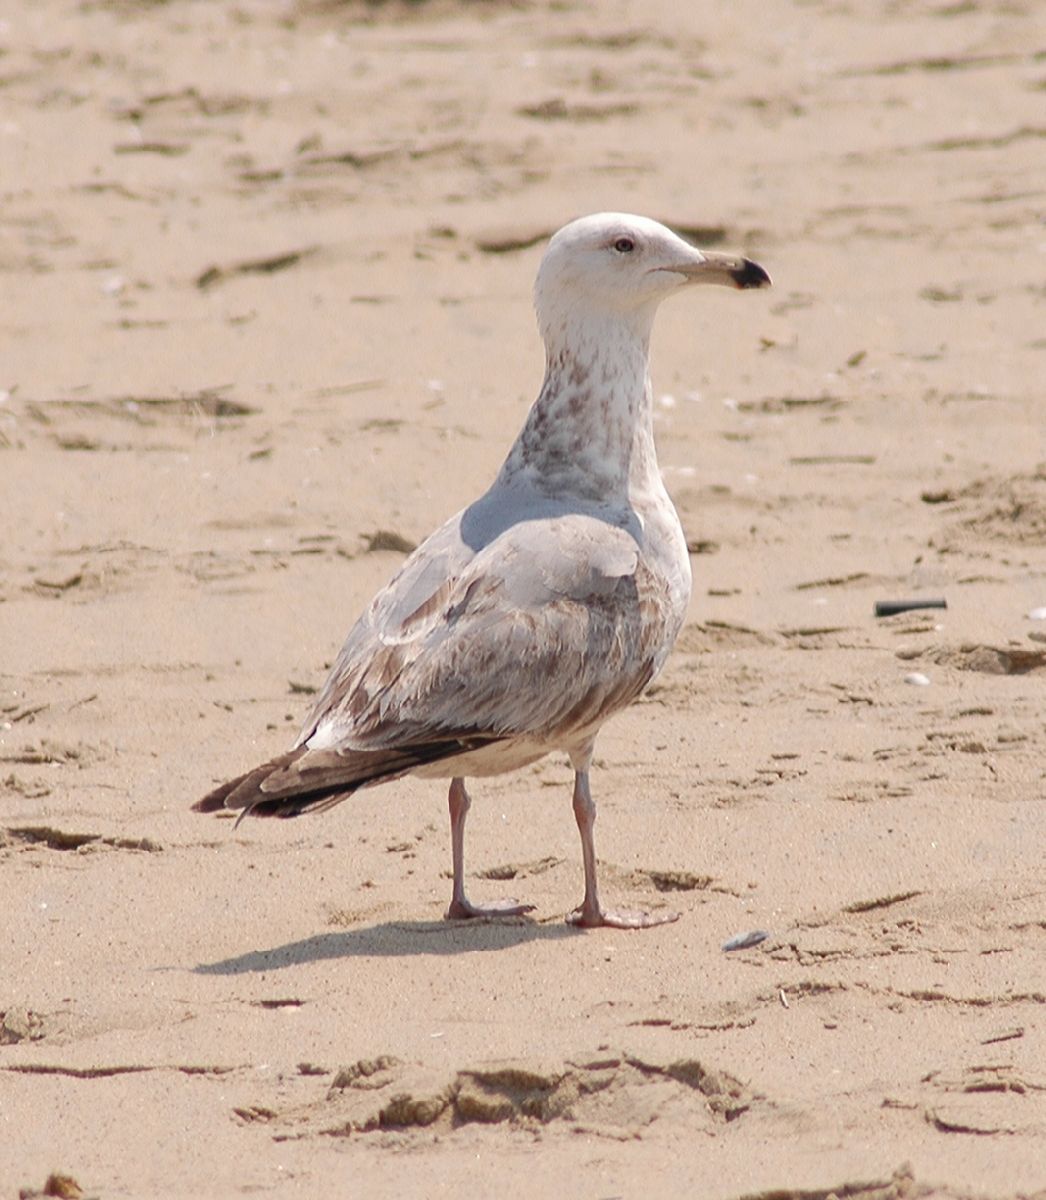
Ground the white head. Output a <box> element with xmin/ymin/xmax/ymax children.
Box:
<box><xmin>534</xmin><ymin>212</ymin><xmax>770</xmax><ymax>349</ymax></box>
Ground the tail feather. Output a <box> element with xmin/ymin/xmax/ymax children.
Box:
<box><xmin>193</xmin><ymin>737</ymin><xmax>495</xmax><ymax>821</ymax></box>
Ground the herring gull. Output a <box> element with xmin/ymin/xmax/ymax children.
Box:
<box><xmin>194</xmin><ymin>213</ymin><xmax>771</xmax><ymax>929</ymax></box>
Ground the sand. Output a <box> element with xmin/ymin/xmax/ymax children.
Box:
<box><xmin>1</xmin><ymin>1</ymin><xmax>1044</xmax><ymax>1197</ymax></box>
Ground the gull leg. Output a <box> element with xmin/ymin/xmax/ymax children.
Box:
<box><xmin>444</xmin><ymin>777</ymin><xmax>535</xmax><ymax>920</ymax></box>
<box><xmin>566</xmin><ymin>769</ymin><xmax>679</xmax><ymax>930</ymax></box>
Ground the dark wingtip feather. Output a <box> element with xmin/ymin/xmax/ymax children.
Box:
<box><xmin>192</xmin><ymin>788</ymin><xmax>232</xmax><ymax>814</ymax></box>
<box><xmin>193</xmin><ymin>748</ymin><xmax>311</xmax><ymax>817</ymax></box>
<box><xmin>192</xmin><ymin>775</ymin><xmax>246</xmax><ymax>813</ymax></box>
<box><xmin>192</xmin><ymin>738</ymin><xmax>497</xmax><ymax>822</ymax></box>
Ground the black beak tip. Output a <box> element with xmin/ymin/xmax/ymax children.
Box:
<box><xmin>732</xmin><ymin>258</ymin><xmax>772</xmax><ymax>290</ymax></box>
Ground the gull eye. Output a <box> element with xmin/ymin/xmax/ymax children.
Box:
<box><xmin>612</xmin><ymin>237</ymin><xmax>635</xmax><ymax>254</ymax></box>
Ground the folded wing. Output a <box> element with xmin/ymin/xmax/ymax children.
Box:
<box><xmin>196</xmin><ymin>504</ymin><xmax>673</xmax><ymax>820</ymax></box>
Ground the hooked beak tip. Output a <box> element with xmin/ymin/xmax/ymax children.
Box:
<box><xmin>669</xmin><ymin>250</ymin><xmax>772</xmax><ymax>291</ymax></box>
<box><xmin>731</xmin><ymin>258</ymin><xmax>772</xmax><ymax>290</ymax></box>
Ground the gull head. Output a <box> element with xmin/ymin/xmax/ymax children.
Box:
<box><xmin>534</xmin><ymin>212</ymin><xmax>771</xmax><ymax>347</ymax></box>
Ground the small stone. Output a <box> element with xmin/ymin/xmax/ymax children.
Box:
<box><xmin>722</xmin><ymin>929</ymin><xmax>770</xmax><ymax>952</ymax></box>
<box><xmin>904</xmin><ymin>672</ymin><xmax>931</xmax><ymax>687</ymax></box>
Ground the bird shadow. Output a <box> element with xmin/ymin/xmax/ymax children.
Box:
<box><xmin>194</xmin><ymin>915</ymin><xmax>580</xmax><ymax>975</ymax></box>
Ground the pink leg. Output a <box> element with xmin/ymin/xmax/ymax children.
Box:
<box><xmin>444</xmin><ymin>778</ymin><xmax>535</xmax><ymax>920</ymax></box>
<box><xmin>566</xmin><ymin>770</ymin><xmax>679</xmax><ymax>930</ymax></box>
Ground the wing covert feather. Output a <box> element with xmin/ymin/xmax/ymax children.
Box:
<box><xmin>298</xmin><ymin>507</ymin><xmax>676</xmax><ymax>754</ymax></box>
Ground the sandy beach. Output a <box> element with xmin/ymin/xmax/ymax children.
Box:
<box><xmin>1</xmin><ymin>0</ymin><xmax>1044</xmax><ymax>1196</ymax></box>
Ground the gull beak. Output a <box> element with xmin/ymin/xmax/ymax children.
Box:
<box><xmin>672</xmin><ymin>251</ymin><xmax>772</xmax><ymax>290</ymax></box>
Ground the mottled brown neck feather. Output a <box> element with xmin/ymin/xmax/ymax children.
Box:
<box><xmin>499</xmin><ymin>318</ymin><xmax>659</xmax><ymax>503</ymax></box>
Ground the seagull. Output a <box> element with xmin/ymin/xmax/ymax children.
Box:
<box><xmin>194</xmin><ymin>213</ymin><xmax>770</xmax><ymax>929</ymax></box>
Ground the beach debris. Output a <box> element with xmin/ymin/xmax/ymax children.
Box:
<box><xmin>843</xmin><ymin>890</ymin><xmax>921</xmax><ymax>913</ymax></box>
<box><xmin>722</xmin><ymin>929</ymin><xmax>770</xmax><ymax>952</ymax></box>
<box><xmin>363</xmin><ymin>529</ymin><xmax>417</xmax><ymax>554</ymax></box>
<box><xmin>979</xmin><ymin>1027</ymin><xmax>1024</xmax><ymax>1045</ymax></box>
<box><xmin>18</xmin><ymin>1174</ymin><xmax>85</xmax><ymax>1200</ymax></box>
<box><xmin>195</xmin><ymin>246</ymin><xmax>320</xmax><ymax>291</ymax></box>
<box><xmin>874</xmin><ymin>598</ymin><xmax>947</xmax><ymax>617</ymax></box>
